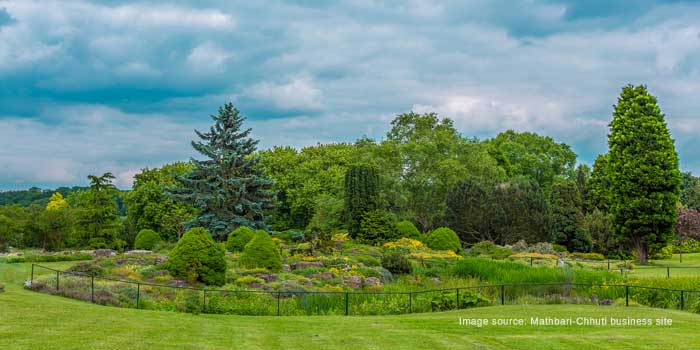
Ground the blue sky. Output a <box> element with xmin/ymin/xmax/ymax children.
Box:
<box><xmin>1</xmin><ymin>0</ymin><xmax>700</xmax><ymax>189</ymax></box>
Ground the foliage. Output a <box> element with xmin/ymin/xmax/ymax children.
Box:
<box><xmin>356</xmin><ymin>209</ymin><xmax>398</xmax><ymax>245</ymax></box>
<box><xmin>467</xmin><ymin>241</ymin><xmax>512</xmax><ymax>259</ymax></box>
<box><xmin>72</xmin><ymin>173</ymin><xmax>120</xmax><ymax>248</ymax></box>
<box><xmin>344</xmin><ymin>165</ymin><xmax>380</xmax><ymax>237</ymax></box>
<box><xmin>168</xmin><ymin>103</ymin><xmax>275</xmax><ymax>239</ymax></box>
<box><xmin>607</xmin><ymin>85</ymin><xmax>681</xmax><ymax>264</ymax></box>
<box><xmin>584</xmin><ymin>209</ymin><xmax>617</xmax><ymax>257</ymax></box>
<box><xmin>587</xmin><ymin>154</ymin><xmax>611</xmax><ymax>212</ymax></box>
<box><xmin>653</xmin><ymin>245</ymin><xmax>674</xmax><ymax>260</ymax></box>
<box><xmin>452</xmin><ymin>258</ymin><xmax>619</xmax><ymax>285</ymax></box>
<box><xmin>0</xmin><ymin>215</ymin><xmax>18</xmax><ymax>252</ymax></box>
<box><xmin>167</xmin><ymin>227</ymin><xmax>226</xmax><ymax>285</ymax></box>
<box><xmin>46</xmin><ymin>192</ymin><xmax>68</xmax><ymax>211</ymax></box>
<box><xmin>424</xmin><ymin>227</ymin><xmax>461</xmax><ymax>253</ymax></box>
<box><xmin>239</xmin><ymin>230</ymin><xmax>283</xmax><ymax>271</ymax></box>
<box><xmin>0</xmin><ymin>186</ymin><xmax>85</xmax><ymax>207</ymax></box>
<box><xmin>570</xmin><ymin>252</ymin><xmax>605</xmax><ymax>261</ymax></box>
<box><xmin>226</xmin><ymin>226</ymin><xmax>256</xmax><ymax>252</ymax></box>
<box><xmin>1</xmin><ymin>252</ymin><xmax>92</xmax><ymax>263</ymax></box>
<box><xmin>675</xmin><ymin>208</ymin><xmax>700</xmax><ymax>240</ymax></box>
<box><xmin>681</xmin><ymin>172</ymin><xmax>700</xmax><ymax>210</ymax></box>
<box><xmin>550</xmin><ymin>181</ymin><xmax>591</xmax><ymax>252</ymax></box>
<box><xmin>381</xmin><ymin>252</ymin><xmax>412</xmax><ymax>275</ymax></box>
<box><xmin>134</xmin><ymin>229</ymin><xmax>161</xmax><ymax>250</ymax></box>
<box><xmin>395</xmin><ymin>220</ymin><xmax>421</xmax><ymax>239</ymax></box>
<box><xmin>445</xmin><ymin>176</ymin><xmax>551</xmax><ymax>244</ymax></box>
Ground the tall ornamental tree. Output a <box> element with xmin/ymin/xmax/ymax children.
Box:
<box><xmin>607</xmin><ymin>85</ymin><xmax>681</xmax><ymax>264</ymax></box>
<box><xmin>345</xmin><ymin>164</ymin><xmax>379</xmax><ymax>237</ymax></box>
<box><xmin>169</xmin><ymin>103</ymin><xmax>274</xmax><ymax>240</ymax></box>
<box><xmin>73</xmin><ymin>173</ymin><xmax>120</xmax><ymax>247</ymax></box>
<box><xmin>550</xmin><ymin>181</ymin><xmax>591</xmax><ymax>252</ymax></box>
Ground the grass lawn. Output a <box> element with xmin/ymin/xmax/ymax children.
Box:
<box><xmin>3</xmin><ymin>262</ymin><xmax>700</xmax><ymax>349</ymax></box>
<box><xmin>627</xmin><ymin>253</ymin><xmax>700</xmax><ymax>278</ymax></box>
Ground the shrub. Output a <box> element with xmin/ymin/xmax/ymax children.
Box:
<box><xmin>653</xmin><ymin>245</ymin><xmax>674</xmax><ymax>260</ymax></box>
<box><xmin>676</xmin><ymin>238</ymin><xmax>700</xmax><ymax>253</ymax></box>
<box><xmin>239</xmin><ymin>230</ymin><xmax>282</xmax><ymax>271</ymax></box>
<box><xmin>167</xmin><ymin>227</ymin><xmax>226</xmax><ymax>285</ymax></box>
<box><xmin>571</xmin><ymin>252</ymin><xmax>606</xmax><ymax>261</ymax></box>
<box><xmin>226</xmin><ymin>226</ymin><xmax>256</xmax><ymax>252</ymax></box>
<box><xmin>2</xmin><ymin>252</ymin><xmax>93</xmax><ymax>264</ymax></box>
<box><xmin>357</xmin><ymin>210</ymin><xmax>399</xmax><ymax>245</ymax></box>
<box><xmin>381</xmin><ymin>252</ymin><xmax>412</xmax><ymax>275</ymax></box>
<box><xmin>66</xmin><ymin>262</ymin><xmax>105</xmax><ymax>276</ymax></box>
<box><xmin>395</xmin><ymin>220</ymin><xmax>421</xmax><ymax>239</ymax></box>
<box><xmin>552</xmin><ymin>244</ymin><xmax>569</xmax><ymax>253</ymax></box>
<box><xmin>134</xmin><ymin>229</ymin><xmax>161</xmax><ymax>250</ymax></box>
<box><xmin>424</xmin><ymin>227</ymin><xmax>462</xmax><ymax>253</ymax></box>
<box><xmin>235</xmin><ymin>275</ymin><xmax>265</xmax><ymax>286</ymax></box>
<box><xmin>467</xmin><ymin>241</ymin><xmax>512</xmax><ymax>259</ymax></box>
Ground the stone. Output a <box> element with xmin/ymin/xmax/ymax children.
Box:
<box><xmin>254</xmin><ymin>273</ymin><xmax>278</xmax><ymax>283</ymax></box>
<box><xmin>591</xmin><ymin>294</ymin><xmax>599</xmax><ymax>305</ymax></box>
<box><xmin>312</xmin><ymin>272</ymin><xmax>335</xmax><ymax>281</ymax></box>
<box><xmin>248</xmin><ymin>282</ymin><xmax>264</xmax><ymax>289</ymax></box>
<box><xmin>599</xmin><ymin>299</ymin><xmax>614</xmax><ymax>306</ymax></box>
<box><xmin>291</xmin><ymin>261</ymin><xmax>323</xmax><ymax>270</ymax></box>
<box><xmin>125</xmin><ymin>250</ymin><xmax>152</xmax><ymax>255</ymax></box>
<box><xmin>115</xmin><ymin>258</ymin><xmax>145</xmax><ymax>265</ymax></box>
<box><xmin>282</xmin><ymin>264</ymin><xmax>291</xmax><ymax>272</ymax></box>
<box><xmin>362</xmin><ymin>277</ymin><xmax>382</xmax><ymax>287</ymax></box>
<box><xmin>154</xmin><ymin>256</ymin><xmax>168</xmax><ymax>265</ymax></box>
<box><xmin>342</xmin><ymin>276</ymin><xmax>363</xmax><ymax>289</ymax></box>
<box><xmin>93</xmin><ymin>249</ymin><xmax>116</xmax><ymax>257</ymax></box>
<box><xmin>167</xmin><ymin>279</ymin><xmax>187</xmax><ymax>288</ymax></box>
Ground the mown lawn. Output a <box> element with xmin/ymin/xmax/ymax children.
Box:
<box><xmin>627</xmin><ymin>253</ymin><xmax>700</xmax><ymax>278</ymax></box>
<box><xmin>2</xmin><ymin>262</ymin><xmax>700</xmax><ymax>349</ymax></box>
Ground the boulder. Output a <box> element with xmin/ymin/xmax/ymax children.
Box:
<box><xmin>154</xmin><ymin>256</ymin><xmax>168</xmax><ymax>265</ymax></box>
<box><xmin>362</xmin><ymin>277</ymin><xmax>382</xmax><ymax>287</ymax></box>
<box><xmin>282</xmin><ymin>264</ymin><xmax>291</xmax><ymax>272</ymax></box>
<box><xmin>312</xmin><ymin>272</ymin><xmax>335</xmax><ymax>281</ymax></box>
<box><xmin>115</xmin><ymin>258</ymin><xmax>145</xmax><ymax>265</ymax></box>
<box><xmin>125</xmin><ymin>250</ymin><xmax>152</xmax><ymax>255</ymax></box>
<box><xmin>254</xmin><ymin>273</ymin><xmax>278</xmax><ymax>283</ymax></box>
<box><xmin>342</xmin><ymin>276</ymin><xmax>363</xmax><ymax>289</ymax></box>
<box><xmin>291</xmin><ymin>261</ymin><xmax>323</xmax><ymax>270</ymax></box>
<box><xmin>167</xmin><ymin>279</ymin><xmax>187</xmax><ymax>288</ymax></box>
<box><xmin>600</xmin><ymin>299</ymin><xmax>614</xmax><ymax>306</ymax></box>
<box><xmin>92</xmin><ymin>249</ymin><xmax>116</xmax><ymax>257</ymax></box>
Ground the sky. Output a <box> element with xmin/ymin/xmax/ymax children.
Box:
<box><xmin>1</xmin><ymin>0</ymin><xmax>700</xmax><ymax>190</ymax></box>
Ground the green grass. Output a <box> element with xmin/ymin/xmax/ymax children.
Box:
<box><xmin>627</xmin><ymin>253</ymin><xmax>700</xmax><ymax>278</ymax></box>
<box><xmin>3</xmin><ymin>262</ymin><xmax>700</xmax><ymax>349</ymax></box>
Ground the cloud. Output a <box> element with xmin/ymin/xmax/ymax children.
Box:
<box><xmin>244</xmin><ymin>76</ymin><xmax>324</xmax><ymax>112</ymax></box>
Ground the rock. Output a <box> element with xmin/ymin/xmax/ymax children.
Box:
<box><xmin>154</xmin><ymin>256</ymin><xmax>168</xmax><ymax>265</ymax></box>
<box><xmin>248</xmin><ymin>282</ymin><xmax>264</xmax><ymax>289</ymax></box>
<box><xmin>167</xmin><ymin>279</ymin><xmax>187</xmax><ymax>288</ymax></box>
<box><xmin>93</xmin><ymin>249</ymin><xmax>116</xmax><ymax>257</ymax></box>
<box><xmin>600</xmin><ymin>299</ymin><xmax>614</xmax><ymax>306</ymax></box>
<box><xmin>312</xmin><ymin>272</ymin><xmax>335</xmax><ymax>281</ymax></box>
<box><xmin>342</xmin><ymin>276</ymin><xmax>363</xmax><ymax>289</ymax></box>
<box><xmin>115</xmin><ymin>258</ymin><xmax>145</xmax><ymax>265</ymax></box>
<box><xmin>125</xmin><ymin>250</ymin><xmax>152</xmax><ymax>255</ymax></box>
<box><xmin>556</xmin><ymin>257</ymin><xmax>565</xmax><ymax>267</ymax></box>
<box><xmin>430</xmin><ymin>277</ymin><xmax>441</xmax><ymax>284</ymax></box>
<box><xmin>291</xmin><ymin>261</ymin><xmax>323</xmax><ymax>270</ymax></box>
<box><xmin>254</xmin><ymin>273</ymin><xmax>278</xmax><ymax>283</ymax></box>
<box><xmin>282</xmin><ymin>264</ymin><xmax>291</xmax><ymax>272</ymax></box>
<box><xmin>342</xmin><ymin>264</ymin><xmax>351</xmax><ymax>271</ymax></box>
<box><xmin>362</xmin><ymin>277</ymin><xmax>382</xmax><ymax>287</ymax></box>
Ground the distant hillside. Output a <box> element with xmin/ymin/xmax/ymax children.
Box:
<box><xmin>0</xmin><ymin>186</ymin><xmax>86</xmax><ymax>207</ymax></box>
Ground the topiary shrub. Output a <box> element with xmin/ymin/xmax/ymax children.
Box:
<box><xmin>357</xmin><ymin>210</ymin><xmax>399</xmax><ymax>245</ymax></box>
<box><xmin>395</xmin><ymin>220</ymin><xmax>421</xmax><ymax>239</ymax></box>
<box><xmin>467</xmin><ymin>241</ymin><xmax>512</xmax><ymax>259</ymax></box>
<box><xmin>424</xmin><ymin>227</ymin><xmax>462</xmax><ymax>253</ymax></box>
<box><xmin>226</xmin><ymin>226</ymin><xmax>256</xmax><ymax>252</ymax></box>
<box><xmin>167</xmin><ymin>227</ymin><xmax>226</xmax><ymax>286</ymax></box>
<box><xmin>381</xmin><ymin>252</ymin><xmax>412</xmax><ymax>275</ymax></box>
<box><xmin>239</xmin><ymin>230</ymin><xmax>282</xmax><ymax>271</ymax></box>
<box><xmin>134</xmin><ymin>229</ymin><xmax>161</xmax><ymax>250</ymax></box>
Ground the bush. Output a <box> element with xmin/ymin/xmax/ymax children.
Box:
<box><xmin>395</xmin><ymin>220</ymin><xmax>421</xmax><ymax>239</ymax></box>
<box><xmin>357</xmin><ymin>210</ymin><xmax>399</xmax><ymax>245</ymax></box>
<box><xmin>467</xmin><ymin>241</ymin><xmax>512</xmax><ymax>259</ymax></box>
<box><xmin>424</xmin><ymin>227</ymin><xmax>462</xmax><ymax>253</ymax></box>
<box><xmin>66</xmin><ymin>261</ymin><xmax>105</xmax><ymax>276</ymax></box>
<box><xmin>167</xmin><ymin>227</ymin><xmax>226</xmax><ymax>286</ymax></box>
<box><xmin>226</xmin><ymin>226</ymin><xmax>256</xmax><ymax>252</ymax></box>
<box><xmin>653</xmin><ymin>245</ymin><xmax>674</xmax><ymax>260</ymax></box>
<box><xmin>134</xmin><ymin>229</ymin><xmax>161</xmax><ymax>250</ymax></box>
<box><xmin>2</xmin><ymin>252</ymin><xmax>93</xmax><ymax>264</ymax></box>
<box><xmin>381</xmin><ymin>252</ymin><xmax>412</xmax><ymax>275</ymax></box>
<box><xmin>676</xmin><ymin>238</ymin><xmax>700</xmax><ymax>253</ymax></box>
<box><xmin>571</xmin><ymin>252</ymin><xmax>606</xmax><ymax>261</ymax></box>
<box><xmin>239</xmin><ymin>230</ymin><xmax>282</xmax><ymax>271</ymax></box>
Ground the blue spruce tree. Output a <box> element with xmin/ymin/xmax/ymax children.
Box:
<box><xmin>169</xmin><ymin>103</ymin><xmax>275</xmax><ymax>240</ymax></box>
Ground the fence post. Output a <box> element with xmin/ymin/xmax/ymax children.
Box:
<box><xmin>680</xmin><ymin>290</ymin><xmax>684</xmax><ymax>311</ymax></box>
<box><xmin>202</xmin><ymin>289</ymin><xmax>207</xmax><ymax>314</ymax></box>
<box><xmin>136</xmin><ymin>283</ymin><xmax>140</xmax><ymax>309</ymax></box>
<box><xmin>91</xmin><ymin>275</ymin><xmax>95</xmax><ymax>303</ymax></box>
<box><xmin>276</xmin><ymin>292</ymin><xmax>280</xmax><ymax>316</ymax></box>
<box><xmin>667</xmin><ymin>267</ymin><xmax>670</xmax><ymax>278</ymax></box>
<box><xmin>620</xmin><ymin>268</ymin><xmax>624</xmax><ymax>276</ymax></box>
<box><xmin>500</xmin><ymin>285</ymin><xmax>505</xmax><ymax>305</ymax></box>
<box><xmin>408</xmin><ymin>292</ymin><xmax>412</xmax><ymax>313</ymax></box>
<box><xmin>607</xmin><ymin>260</ymin><xmax>610</xmax><ymax>270</ymax></box>
<box><xmin>456</xmin><ymin>288</ymin><xmax>460</xmax><ymax>310</ymax></box>
<box><xmin>530</xmin><ymin>258</ymin><xmax>533</xmax><ymax>266</ymax></box>
<box><xmin>625</xmin><ymin>285</ymin><xmax>629</xmax><ymax>307</ymax></box>
<box><xmin>30</xmin><ymin>264</ymin><xmax>34</xmax><ymax>286</ymax></box>
<box><xmin>56</xmin><ymin>270</ymin><xmax>60</xmax><ymax>292</ymax></box>
<box><xmin>345</xmin><ymin>292</ymin><xmax>349</xmax><ymax>316</ymax></box>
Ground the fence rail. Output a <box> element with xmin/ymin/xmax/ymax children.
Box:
<box><xmin>26</xmin><ymin>264</ymin><xmax>700</xmax><ymax>316</ymax></box>
<box><xmin>505</xmin><ymin>255</ymin><xmax>700</xmax><ymax>278</ymax></box>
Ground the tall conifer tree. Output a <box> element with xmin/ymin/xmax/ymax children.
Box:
<box><xmin>169</xmin><ymin>103</ymin><xmax>274</xmax><ymax>240</ymax></box>
<box><xmin>345</xmin><ymin>165</ymin><xmax>379</xmax><ymax>237</ymax></box>
<box><xmin>607</xmin><ymin>85</ymin><xmax>681</xmax><ymax>264</ymax></box>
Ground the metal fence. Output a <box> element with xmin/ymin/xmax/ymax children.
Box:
<box><xmin>505</xmin><ymin>255</ymin><xmax>700</xmax><ymax>278</ymax></box>
<box><xmin>26</xmin><ymin>264</ymin><xmax>700</xmax><ymax>316</ymax></box>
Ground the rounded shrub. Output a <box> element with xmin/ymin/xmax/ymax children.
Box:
<box><xmin>357</xmin><ymin>210</ymin><xmax>399</xmax><ymax>245</ymax></box>
<box><xmin>226</xmin><ymin>226</ymin><xmax>256</xmax><ymax>252</ymax></box>
<box><xmin>381</xmin><ymin>252</ymin><xmax>412</xmax><ymax>275</ymax></box>
<box><xmin>424</xmin><ymin>227</ymin><xmax>462</xmax><ymax>253</ymax></box>
<box><xmin>239</xmin><ymin>230</ymin><xmax>282</xmax><ymax>271</ymax></box>
<box><xmin>168</xmin><ymin>227</ymin><xmax>226</xmax><ymax>286</ymax></box>
<box><xmin>395</xmin><ymin>220</ymin><xmax>421</xmax><ymax>239</ymax></box>
<box><xmin>134</xmin><ymin>229</ymin><xmax>161</xmax><ymax>250</ymax></box>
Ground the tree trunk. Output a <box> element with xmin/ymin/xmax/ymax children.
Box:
<box><xmin>633</xmin><ymin>239</ymin><xmax>648</xmax><ymax>265</ymax></box>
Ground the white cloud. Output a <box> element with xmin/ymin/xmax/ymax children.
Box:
<box><xmin>186</xmin><ymin>42</ymin><xmax>234</xmax><ymax>74</ymax></box>
<box><xmin>245</xmin><ymin>76</ymin><xmax>324</xmax><ymax>111</ymax></box>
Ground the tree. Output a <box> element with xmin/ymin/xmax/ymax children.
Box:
<box><xmin>345</xmin><ymin>165</ymin><xmax>380</xmax><ymax>237</ymax></box>
<box><xmin>550</xmin><ymin>181</ymin><xmax>591</xmax><ymax>252</ymax></box>
<box><xmin>680</xmin><ymin>172</ymin><xmax>700</xmax><ymax>210</ymax></box>
<box><xmin>357</xmin><ymin>209</ymin><xmax>398</xmax><ymax>245</ymax></box>
<box><xmin>46</xmin><ymin>192</ymin><xmax>68</xmax><ymax>210</ymax></box>
<box><xmin>134</xmin><ymin>229</ymin><xmax>161</xmax><ymax>250</ymax></box>
<box><xmin>125</xmin><ymin>162</ymin><xmax>196</xmax><ymax>242</ymax></box>
<box><xmin>574</xmin><ymin>164</ymin><xmax>591</xmax><ymax>214</ymax></box>
<box><xmin>168</xmin><ymin>103</ymin><xmax>275</xmax><ymax>240</ymax></box>
<box><xmin>607</xmin><ymin>85</ymin><xmax>681</xmax><ymax>264</ymax></box>
<box><xmin>587</xmin><ymin>154</ymin><xmax>611</xmax><ymax>212</ymax></box>
<box><xmin>584</xmin><ymin>209</ymin><xmax>617</xmax><ymax>258</ymax></box>
<box><xmin>73</xmin><ymin>173</ymin><xmax>120</xmax><ymax>248</ymax></box>
<box><xmin>487</xmin><ymin>130</ymin><xmax>576</xmax><ymax>194</ymax></box>
<box><xmin>385</xmin><ymin>112</ymin><xmax>503</xmax><ymax>231</ymax></box>
<box><xmin>675</xmin><ymin>208</ymin><xmax>700</xmax><ymax>241</ymax></box>
<box><xmin>0</xmin><ymin>215</ymin><xmax>19</xmax><ymax>252</ymax></box>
